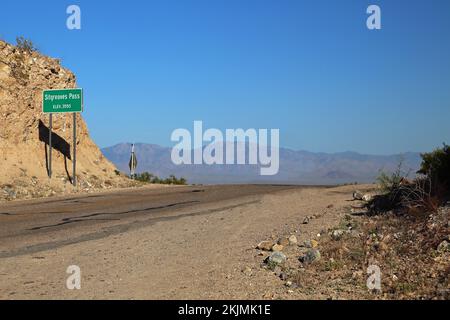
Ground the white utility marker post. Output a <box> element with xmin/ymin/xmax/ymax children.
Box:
<box><xmin>129</xmin><ymin>144</ymin><xmax>138</xmax><ymax>179</ymax></box>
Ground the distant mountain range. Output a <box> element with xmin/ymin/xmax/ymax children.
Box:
<box><xmin>101</xmin><ymin>143</ymin><xmax>422</xmax><ymax>185</ymax></box>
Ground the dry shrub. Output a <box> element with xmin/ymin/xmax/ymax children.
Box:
<box><xmin>369</xmin><ymin>175</ymin><xmax>444</xmax><ymax>215</ymax></box>
<box><xmin>369</xmin><ymin>144</ymin><xmax>449</xmax><ymax>215</ymax></box>
<box><xmin>396</xmin><ymin>178</ymin><xmax>440</xmax><ymax>214</ymax></box>
<box><xmin>16</xmin><ymin>36</ymin><xmax>36</xmax><ymax>53</ymax></box>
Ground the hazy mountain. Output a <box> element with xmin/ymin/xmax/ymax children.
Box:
<box><xmin>101</xmin><ymin>143</ymin><xmax>422</xmax><ymax>185</ymax></box>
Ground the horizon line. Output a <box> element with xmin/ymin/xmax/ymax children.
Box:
<box><xmin>100</xmin><ymin>141</ymin><xmax>425</xmax><ymax>157</ymax></box>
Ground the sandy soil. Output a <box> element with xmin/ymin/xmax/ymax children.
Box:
<box><xmin>0</xmin><ymin>184</ymin><xmax>373</xmax><ymax>300</ymax></box>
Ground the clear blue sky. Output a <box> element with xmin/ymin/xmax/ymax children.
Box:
<box><xmin>1</xmin><ymin>0</ymin><xmax>449</xmax><ymax>154</ymax></box>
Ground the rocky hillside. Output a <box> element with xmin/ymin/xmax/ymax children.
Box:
<box><xmin>0</xmin><ymin>40</ymin><xmax>135</xmax><ymax>201</ymax></box>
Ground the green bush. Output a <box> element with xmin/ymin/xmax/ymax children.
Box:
<box><xmin>134</xmin><ymin>172</ymin><xmax>187</xmax><ymax>185</ymax></box>
<box><xmin>163</xmin><ymin>174</ymin><xmax>187</xmax><ymax>185</ymax></box>
<box><xmin>417</xmin><ymin>143</ymin><xmax>450</xmax><ymax>191</ymax></box>
<box><xmin>376</xmin><ymin>160</ymin><xmax>407</xmax><ymax>194</ymax></box>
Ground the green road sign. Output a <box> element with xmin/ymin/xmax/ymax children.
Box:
<box><xmin>42</xmin><ymin>88</ymin><xmax>83</xmax><ymax>113</ymax></box>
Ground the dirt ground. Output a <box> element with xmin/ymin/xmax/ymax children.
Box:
<box><xmin>0</xmin><ymin>184</ymin><xmax>382</xmax><ymax>300</ymax></box>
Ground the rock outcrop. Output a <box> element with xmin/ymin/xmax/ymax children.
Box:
<box><xmin>0</xmin><ymin>40</ymin><xmax>135</xmax><ymax>201</ymax></box>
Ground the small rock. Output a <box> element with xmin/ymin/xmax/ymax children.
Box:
<box><xmin>257</xmin><ymin>241</ymin><xmax>274</xmax><ymax>251</ymax></box>
<box><xmin>262</xmin><ymin>293</ymin><xmax>273</xmax><ymax>299</ymax></box>
<box><xmin>303</xmin><ymin>217</ymin><xmax>310</xmax><ymax>224</ymax></box>
<box><xmin>285</xmin><ymin>281</ymin><xmax>293</xmax><ymax>287</ymax></box>
<box><xmin>330</xmin><ymin>229</ymin><xmax>346</xmax><ymax>241</ymax></box>
<box><xmin>378</xmin><ymin>241</ymin><xmax>389</xmax><ymax>253</ymax></box>
<box><xmin>268</xmin><ymin>251</ymin><xmax>287</xmax><ymax>265</ymax></box>
<box><xmin>258</xmin><ymin>252</ymin><xmax>267</xmax><ymax>257</ymax></box>
<box><xmin>273</xmin><ymin>266</ymin><xmax>282</xmax><ymax>276</ymax></box>
<box><xmin>392</xmin><ymin>275</ymin><xmax>398</xmax><ymax>282</ymax></box>
<box><xmin>242</xmin><ymin>267</ymin><xmax>252</xmax><ymax>276</ymax></box>
<box><xmin>304</xmin><ymin>239</ymin><xmax>319</xmax><ymax>249</ymax></box>
<box><xmin>300</xmin><ymin>249</ymin><xmax>321</xmax><ymax>264</ymax></box>
<box><xmin>362</xmin><ymin>194</ymin><xmax>373</xmax><ymax>202</ymax></box>
<box><xmin>437</xmin><ymin>240</ymin><xmax>450</xmax><ymax>253</ymax></box>
<box><xmin>352</xmin><ymin>270</ymin><xmax>363</xmax><ymax>279</ymax></box>
<box><xmin>277</xmin><ymin>237</ymin><xmax>290</xmax><ymax>247</ymax></box>
<box><xmin>3</xmin><ymin>187</ymin><xmax>17</xmax><ymax>200</ymax></box>
<box><xmin>288</xmin><ymin>235</ymin><xmax>298</xmax><ymax>245</ymax></box>
<box><xmin>353</xmin><ymin>191</ymin><xmax>364</xmax><ymax>200</ymax></box>
<box><xmin>272</xmin><ymin>244</ymin><xmax>284</xmax><ymax>252</ymax></box>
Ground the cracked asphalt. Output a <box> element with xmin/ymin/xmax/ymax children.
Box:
<box><xmin>0</xmin><ymin>184</ymin><xmax>298</xmax><ymax>258</ymax></box>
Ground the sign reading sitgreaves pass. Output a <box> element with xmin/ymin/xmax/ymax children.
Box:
<box><xmin>42</xmin><ymin>88</ymin><xmax>83</xmax><ymax>113</ymax></box>
<box><xmin>42</xmin><ymin>88</ymin><xmax>83</xmax><ymax>186</ymax></box>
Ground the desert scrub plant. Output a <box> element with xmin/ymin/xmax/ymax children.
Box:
<box><xmin>133</xmin><ymin>172</ymin><xmax>187</xmax><ymax>185</ymax></box>
<box><xmin>8</xmin><ymin>36</ymin><xmax>37</xmax><ymax>84</ymax></box>
<box><xmin>16</xmin><ymin>36</ymin><xmax>37</xmax><ymax>53</ymax></box>
<box><xmin>376</xmin><ymin>159</ymin><xmax>410</xmax><ymax>194</ymax></box>
<box><xmin>367</xmin><ymin>160</ymin><xmax>410</xmax><ymax>212</ymax></box>
<box><xmin>417</xmin><ymin>143</ymin><xmax>450</xmax><ymax>193</ymax></box>
<box><xmin>134</xmin><ymin>171</ymin><xmax>155</xmax><ymax>183</ymax></box>
<box><xmin>394</xmin><ymin>144</ymin><xmax>449</xmax><ymax>212</ymax></box>
<box><xmin>164</xmin><ymin>175</ymin><xmax>187</xmax><ymax>185</ymax></box>
<box><xmin>369</xmin><ymin>175</ymin><xmax>437</xmax><ymax>214</ymax></box>
<box><xmin>368</xmin><ymin>145</ymin><xmax>449</xmax><ymax>214</ymax></box>
<box><xmin>397</xmin><ymin>177</ymin><xmax>440</xmax><ymax>214</ymax></box>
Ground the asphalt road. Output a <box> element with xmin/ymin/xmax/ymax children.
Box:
<box><xmin>0</xmin><ymin>184</ymin><xmax>301</xmax><ymax>259</ymax></box>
